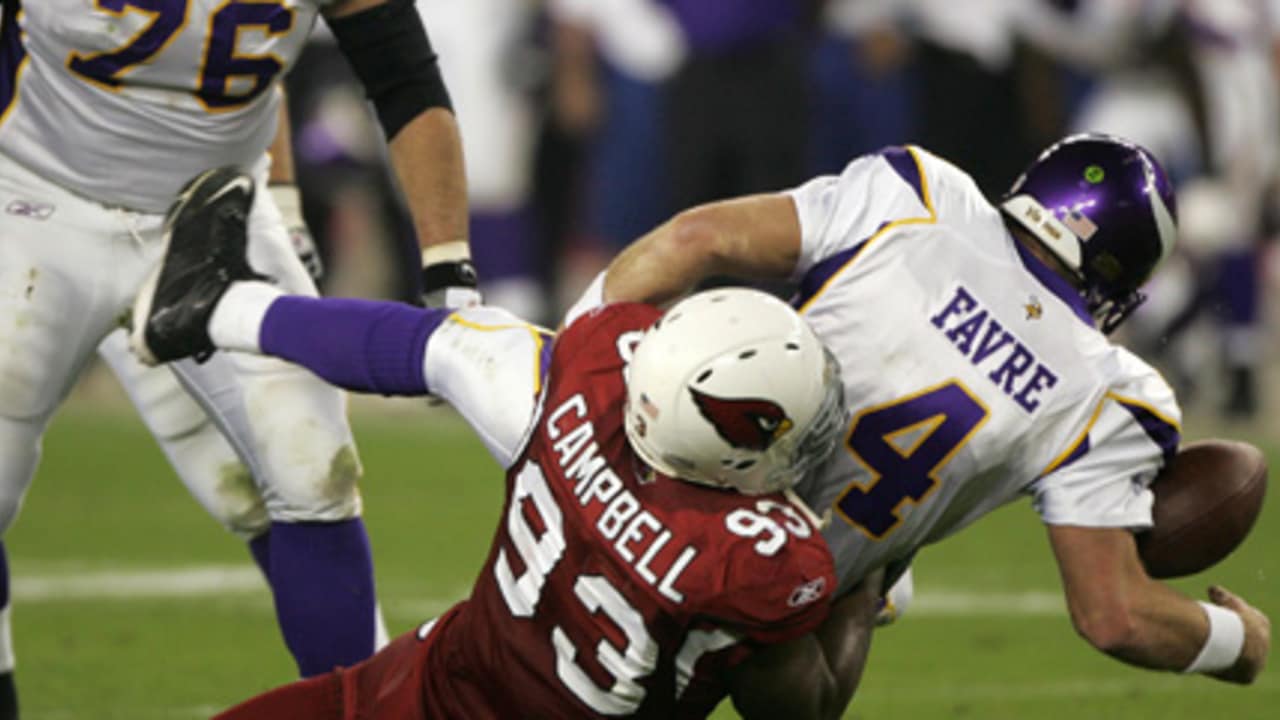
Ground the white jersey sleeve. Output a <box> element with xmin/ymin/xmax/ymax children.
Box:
<box><xmin>1031</xmin><ymin>351</ymin><xmax>1181</xmax><ymax>529</ymax></box>
<box><xmin>787</xmin><ymin>148</ymin><xmax>934</xmax><ymax>280</ymax></box>
<box><xmin>562</xmin><ymin>271</ymin><xmax>608</xmax><ymax>328</ymax></box>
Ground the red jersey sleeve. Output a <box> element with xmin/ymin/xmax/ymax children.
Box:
<box><xmin>670</xmin><ymin>501</ymin><xmax>836</xmax><ymax>718</ymax></box>
<box><xmin>683</xmin><ymin>496</ymin><xmax>837</xmax><ymax>645</ymax></box>
<box><xmin>711</xmin><ymin>531</ymin><xmax>836</xmax><ymax>644</ymax></box>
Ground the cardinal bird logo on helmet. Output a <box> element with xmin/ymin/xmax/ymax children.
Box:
<box><xmin>690</xmin><ymin>388</ymin><xmax>794</xmax><ymax>451</ymax></box>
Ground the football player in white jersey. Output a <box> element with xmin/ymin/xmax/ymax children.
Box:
<box><xmin>0</xmin><ymin>0</ymin><xmax>478</xmax><ymax>715</ymax></box>
<box><xmin>591</xmin><ymin>134</ymin><xmax>1270</xmax><ymax>686</ymax></box>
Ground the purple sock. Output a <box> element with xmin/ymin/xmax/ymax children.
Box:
<box><xmin>260</xmin><ymin>297</ymin><xmax>448</xmax><ymax>396</ymax></box>
<box><xmin>267</xmin><ymin>519</ymin><xmax>376</xmax><ymax>676</ymax></box>
<box><xmin>248</xmin><ymin>532</ymin><xmax>271</xmax><ymax>578</ymax></box>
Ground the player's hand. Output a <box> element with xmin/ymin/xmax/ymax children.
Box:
<box><xmin>1207</xmin><ymin>585</ymin><xmax>1270</xmax><ymax>684</ymax></box>
<box><xmin>269</xmin><ymin>184</ymin><xmax>324</xmax><ymax>282</ymax></box>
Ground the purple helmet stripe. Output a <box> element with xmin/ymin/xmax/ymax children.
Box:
<box><xmin>1148</xmin><ymin>175</ymin><xmax>1178</xmax><ymax>265</ymax></box>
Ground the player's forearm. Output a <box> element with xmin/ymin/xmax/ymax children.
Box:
<box><xmin>324</xmin><ymin>0</ymin><xmax>467</xmax><ymax>258</ymax></box>
<box><xmin>729</xmin><ymin>635</ymin><xmax>840</xmax><ymax>720</ymax></box>
<box><xmin>603</xmin><ymin>214</ymin><xmax>716</xmax><ymax>306</ymax></box>
<box><xmin>267</xmin><ymin>93</ymin><xmax>296</xmax><ymax>185</ymax></box>
<box><xmin>603</xmin><ymin>195</ymin><xmax>801</xmax><ymax>306</ymax></box>
<box><xmin>1079</xmin><ymin>577</ymin><xmax>1211</xmax><ymax>670</ymax></box>
<box><xmin>1050</xmin><ymin>526</ymin><xmax>1259</xmax><ymax>681</ymax></box>
<box><xmin>1081</xmin><ymin>579</ymin><xmax>1268</xmax><ymax>685</ymax></box>
<box><xmin>730</xmin><ymin>576</ymin><xmax>881</xmax><ymax>720</ymax></box>
<box><xmin>388</xmin><ymin>108</ymin><xmax>470</xmax><ymax>254</ymax></box>
<box><xmin>813</xmin><ymin>574</ymin><xmax>882</xmax><ymax>713</ymax></box>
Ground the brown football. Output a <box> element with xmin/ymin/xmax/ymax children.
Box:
<box><xmin>1136</xmin><ymin>438</ymin><xmax>1267</xmax><ymax>579</ymax></box>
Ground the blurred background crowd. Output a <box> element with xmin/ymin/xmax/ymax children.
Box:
<box><xmin>281</xmin><ymin>0</ymin><xmax>1280</xmax><ymax>421</ymax></box>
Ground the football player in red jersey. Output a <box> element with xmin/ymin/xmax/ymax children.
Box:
<box><xmin>132</xmin><ymin>168</ymin><xmax>886</xmax><ymax>718</ymax></box>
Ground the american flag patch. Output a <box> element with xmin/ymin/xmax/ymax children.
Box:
<box><xmin>1062</xmin><ymin>209</ymin><xmax>1098</xmax><ymax>240</ymax></box>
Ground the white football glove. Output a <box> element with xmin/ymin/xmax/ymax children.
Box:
<box><xmin>269</xmin><ymin>183</ymin><xmax>323</xmax><ymax>282</ymax></box>
<box><xmin>875</xmin><ymin>566</ymin><xmax>914</xmax><ymax>627</ymax></box>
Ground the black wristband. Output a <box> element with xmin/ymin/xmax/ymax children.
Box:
<box><xmin>420</xmin><ymin>259</ymin><xmax>479</xmax><ymax>293</ymax></box>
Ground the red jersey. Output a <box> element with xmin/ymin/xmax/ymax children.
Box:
<box><xmin>419</xmin><ymin>303</ymin><xmax>837</xmax><ymax>719</ymax></box>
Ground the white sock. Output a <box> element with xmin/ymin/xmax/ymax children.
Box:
<box><xmin>208</xmin><ymin>281</ymin><xmax>284</xmax><ymax>353</ymax></box>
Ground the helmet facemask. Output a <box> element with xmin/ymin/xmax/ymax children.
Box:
<box><xmin>1084</xmin><ymin>285</ymin><xmax>1146</xmax><ymax>335</ymax></box>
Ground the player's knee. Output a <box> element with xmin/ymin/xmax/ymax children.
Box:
<box><xmin>0</xmin><ymin>323</ymin><xmax>72</xmax><ymax>423</ymax></box>
<box><xmin>263</xmin><ymin>444</ymin><xmax>364</xmax><ymax>522</ymax></box>
<box><xmin>205</xmin><ymin>461</ymin><xmax>271</xmax><ymax>539</ymax></box>
<box><xmin>0</xmin><ymin>414</ymin><xmax>42</xmax><ymax>531</ymax></box>
<box><xmin>0</xmin><ymin>492</ymin><xmax>24</xmax><ymax>536</ymax></box>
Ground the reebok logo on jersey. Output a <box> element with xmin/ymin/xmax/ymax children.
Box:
<box><xmin>787</xmin><ymin>577</ymin><xmax>827</xmax><ymax>607</ymax></box>
<box><xmin>690</xmin><ymin>389</ymin><xmax>793</xmax><ymax>451</ymax></box>
<box><xmin>6</xmin><ymin>200</ymin><xmax>55</xmax><ymax>220</ymax></box>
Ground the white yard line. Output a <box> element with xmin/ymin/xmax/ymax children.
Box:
<box><xmin>13</xmin><ymin>565</ymin><xmax>266</xmax><ymax>601</ymax></box>
<box><xmin>12</xmin><ymin>565</ymin><xmax>1064</xmax><ymax>617</ymax></box>
<box><xmin>10</xmin><ymin>567</ymin><xmax>1270</xmax><ymax>719</ymax></box>
<box><xmin>910</xmin><ymin>588</ymin><xmax>1065</xmax><ymax>616</ymax></box>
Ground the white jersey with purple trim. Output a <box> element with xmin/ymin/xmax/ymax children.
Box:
<box><xmin>0</xmin><ymin>0</ymin><xmax>332</xmax><ymax>213</ymax></box>
<box><xmin>787</xmin><ymin>146</ymin><xmax>1182</xmax><ymax>592</ymax></box>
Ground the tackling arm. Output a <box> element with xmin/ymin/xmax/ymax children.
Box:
<box><xmin>727</xmin><ymin>570</ymin><xmax>883</xmax><ymax>720</ymax></box>
<box><xmin>1048</xmin><ymin>524</ymin><xmax>1270</xmax><ymax>683</ymax></box>
<box><xmin>603</xmin><ymin>194</ymin><xmax>803</xmax><ymax>306</ymax></box>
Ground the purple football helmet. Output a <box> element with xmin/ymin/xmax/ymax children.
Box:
<box><xmin>1001</xmin><ymin>133</ymin><xmax>1177</xmax><ymax>333</ymax></box>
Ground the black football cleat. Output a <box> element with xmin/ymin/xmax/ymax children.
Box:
<box><xmin>130</xmin><ymin>167</ymin><xmax>267</xmax><ymax>366</ymax></box>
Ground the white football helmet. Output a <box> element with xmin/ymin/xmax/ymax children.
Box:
<box><xmin>624</xmin><ymin>288</ymin><xmax>847</xmax><ymax>495</ymax></box>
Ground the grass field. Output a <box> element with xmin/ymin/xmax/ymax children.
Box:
<box><xmin>6</xmin><ymin>398</ymin><xmax>1277</xmax><ymax>719</ymax></box>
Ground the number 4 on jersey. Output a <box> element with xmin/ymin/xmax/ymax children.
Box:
<box><xmin>836</xmin><ymin>381</ymin><xmax>988</xmax><ymax>538</ymax></box>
